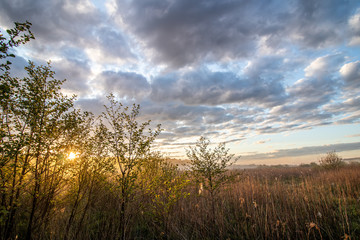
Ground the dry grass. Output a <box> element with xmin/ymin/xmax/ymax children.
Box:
<box><xmin>165</xmin><ymin>164</ymin><xmax>360</xmax><ymax>239</ymax></box>
<box><xmin>4</xmin><ymin>164</ymin><xmax>360</xmax><ymax>239</ymax></box>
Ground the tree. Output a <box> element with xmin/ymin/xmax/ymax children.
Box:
<box><xmin>102</xmin><ymin>94</ymin><xmax>161</xmax><ymax>239</ymax></box>
<box><xmin>61</xmin><ymin>116</ymin><xmax>116</xmax><ymax>240</ymax></box>
<box><xmin>319</xmin><ymin>151</ymin><xmax>344</xmax><ymax>170</ymax></box>
<box><xmin>0</xmin><ymin>61</ymin><xmax>78</xmax><ymax>240</ymax></box>
<box><xmin>186</xmin><ymin>137</ymin><xmax>239</xmax><ymax>228</ymax></box>
<box><xmin>0</xmin><ymin>21</ymin><xmax>34</xmax><ymax>72</ymax></box>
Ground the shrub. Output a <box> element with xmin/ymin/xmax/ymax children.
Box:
<box><xmin>319</xmin><ymin>151</ymin><xmax>344</xmax><ymax>170</ymax></box>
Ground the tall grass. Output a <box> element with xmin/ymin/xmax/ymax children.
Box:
<box><xmin>166</xmin><ymin>165</ymin><xmax>360</xmax><ymax>239</ymax></box>
<box><xmin>4</xmin><ymin>164</ymin><xmax>360</xmax><ymax>239</ymax></box>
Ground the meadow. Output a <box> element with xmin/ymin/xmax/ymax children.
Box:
<box><xmin>4</xmin><ymin>162</ymin><xmax>360</xmax><ymax>240</ymax></box>
<box><xmin>2</xmin><ymin>22</ymin><xmax>360</xmax><ymax>240</ymax></box>
<box><xmin>180</xmin><ymin>164</ymin><xmax>360</xmax><ymax>240</ymax></box>
<box><xmin>138</xmin><ymin>163</ymin><xmax>360</xmax><ymax>240</ymax></box>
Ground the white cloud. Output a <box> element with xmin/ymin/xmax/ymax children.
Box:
<box><xmin>348</xmin><ymin>9</ymin><xmax>360</xmax><ymax>46</ymax></box>
<box><xmin>349</xmin><ymin>36</ymin><xmax>360</xmax><ymax>46</ymax></box>
<box><xmin>349</xmin><ymin>10</ymin><xmax>360</xmax><ymax>32</ymax></box>
<box><xmin>340</xmin><ymin>61</ymin><xmax>360</xmax><ymax>89</ymax></box>
<box><xmin>105</xmin><ymin>0</ymin><xmax>118</xmax><ymax>16</ymax></box>
<box><xmin>64</xmin><ymin>0</ymin><xmax>96</xmax><ymax>14</ymax></box>
<box><xmin>305</xmin><ymin>54</ymin><xmax>344</xmax><ymax>78</ymax></box>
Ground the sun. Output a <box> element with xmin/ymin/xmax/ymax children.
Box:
<box><xmin>68</xmin><ymin>152</ymin><xmax>77</xmax><ymax>160</ymax></box>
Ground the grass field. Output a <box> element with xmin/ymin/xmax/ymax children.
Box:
<box><xmin>154</xmin><ymin>164</ymin><xmax>360</xmax><ymax>240</ymax></box>
<box><xmin>2</xmin><ymin>161</ymin><xmax>360</xmax><ymax>239</ymax></box>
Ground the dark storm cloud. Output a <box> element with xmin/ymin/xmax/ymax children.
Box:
<box><xmin>150</xmin><ymin>67</ymin><xmax>286</xmax><ymax>107</ymax></box>
<box><xmin>117</xmin><ymin>0</ymin><xmax>358</xmax><ymax>68</ymax></box>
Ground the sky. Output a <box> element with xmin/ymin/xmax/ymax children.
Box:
<box><xmin>1</xmin><ymin>0</ymin><xmax>360</xmax><ymax>165</ymax></box>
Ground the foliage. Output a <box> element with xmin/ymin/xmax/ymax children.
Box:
<box><xmin>102</xmin><ymin>93</ymin><xmax>162</xmax><ymax>239</ymax></box>
<box><xmin>186</xmin><ymin>136</ymin><xmax>239</xmax><ymax>233</ymax></box>
<box><xmin>0</xmin><ymin>61</ymin><xmax>79</xmax><ymax>239</ymax></box>
<box><xmin>139</xmin><ymin>154</ymin><xmax>190</xmax><ymax>237</ymax></box>
<box><xmin>319</xmin><ymin>150</ymin><xmax>344</xmax><ymax>170</ymax></box>
<box><xmin>0</xmin><ymin>21</ymin><xmax>34</xmax><ymax>71</ymax></box>
<box><xmin>1</xmin><ymin>21</ymin><xmax>359</xmax><ymax>240</ymax></box>
<box><xmin>187</xmin><ymin>136</ymin><xmax>239</xmax><ymax>196</ymax></box>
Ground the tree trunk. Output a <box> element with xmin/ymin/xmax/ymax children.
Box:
<box><xmin>26</xmin><ymin>182</ymin><xmax>40</xmax><ymax>240</ymax></box>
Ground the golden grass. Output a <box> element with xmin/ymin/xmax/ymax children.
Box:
<box><xmin>7</xmin><ymin>164</ymin><xmax>360</xmax><ymax>239</ymax></box>
<box><xmin>164</xmin><ymin>165</ymin><xmax>360</xmax><ymax>239</ymax></box>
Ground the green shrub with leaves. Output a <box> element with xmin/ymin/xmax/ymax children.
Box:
<box><xmin>187</xmin><ymin>136</ymin><xmax>239</xmax><ymax>230</ymax></box>
<box><xmin>139</xmin><ymin>154</ymin><xmax>190</xmax><ymax>238</ymax></box>
<box><xmin>187</xmin><ymin>137</ymin><xmax>239</xmax><ymax>195</ymax></box>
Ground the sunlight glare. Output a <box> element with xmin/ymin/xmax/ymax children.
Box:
<box><xmin>68</xmin><ymin>152</ymin><xmax>77</xmax><ymax>160</ymax></box>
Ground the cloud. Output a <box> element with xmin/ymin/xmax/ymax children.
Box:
<box><xmin>287</xmin><ymin>77</ymin><xmax>336</xmax><ymax>107</ymax></box>
<box><xmin>336</xmin><ymin>113</ymin><xmax>360</xmax><ymax>125</ymax></box>
<box><xmin>159</xmin><ymin>137</ymin><xmax>244</xmax><ymax>148</ymax></box>
<box><xmin>0</xmin><ymin>0</ymin><xmax>101</xmax><ymax>45</ymax></box>
<box><xmin>145</xmin><ymin>52</ymin><xmax>353</xmax><ymax>138</ymax></box>
<box><xmin>141</xmin><ymin>102</ymin><xmax>219</xmax><ymax>126</ymax></box>
<box><xmin>346</xmin><ymin>133</ymin><xmax>360</xmax><ymax>138</ymax></box>
<box><xmin>256</xmin><ymin>139</ymin><xmax>271</xmax><ymax>144</ymax></box>
<box><xmin>0</xmin><ymin>0</ymin><xmax>134</xmax><ymax>66</ymax></box>
<box><xmin>116</xmin><ymin>0</ymin><xmax>261</xmax><ymax>68</ymax></box>
<box><xmin>340</xmin><ymin>61</ymin><xmax>360</xmax><ymax>89</ymax></box>
<box><xmin>114</xmin><ymin>0</ymin><xmax>358</xmax><ymax>69</ymax></box>
<box><xmin>242</xmin><ymin>142</ymin><xmax>360</xmax><ymax>160</ymax></box>
<box><xmin>348</xmin><ymin>9</ymin><xmax>360</xmax><ymax>46</ymax></box>
<box><xmin>1</xmin><ymin>0</ymin><xmax>359</xmax><ymax>160</ymax></box>
<box><xmin>305</xmin><ymin>54</ymin><xmax>344</xmax><ymax>78</ymax></box>
<box><xmin>287</xmin><ymin>0</ymin><xmax>354</xmax><ymax>48</ymax></box>
<box><xmin>91</xmin><ymin>26</ymin><xmax>136</xmax><ymax>62</ymax></box>
<box><xmin>138</xmin><ymin>101</ymin><xmax>252</xmax><ymax>141</ymax></box>
<box><xmin>74</xmin><ymin>97</ymin><xmax>107</xmax><ymax>116</ymax></box>
<box><xmin>270</xmin><ymin>54</ymin><xmax>346</xmax><ymax>125</ymax></box>
<box><xmin>53</xmin><ymin>58</ymin><xmax>92</xmax><ymax>97</ymax></box>
<box><xmin>99</xmin><ymin>71</ymin><xmax>151</xmax><ymax>100</ymax></box>
<box><xmin>150</xmin><ymin>66</ymin><xmax>286</xmax><ymax>107</ymax></box>
<box><xmin>322</xmin><ymin>96</ymin><xmax>360</xmax><ymax>121</ymax></box>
